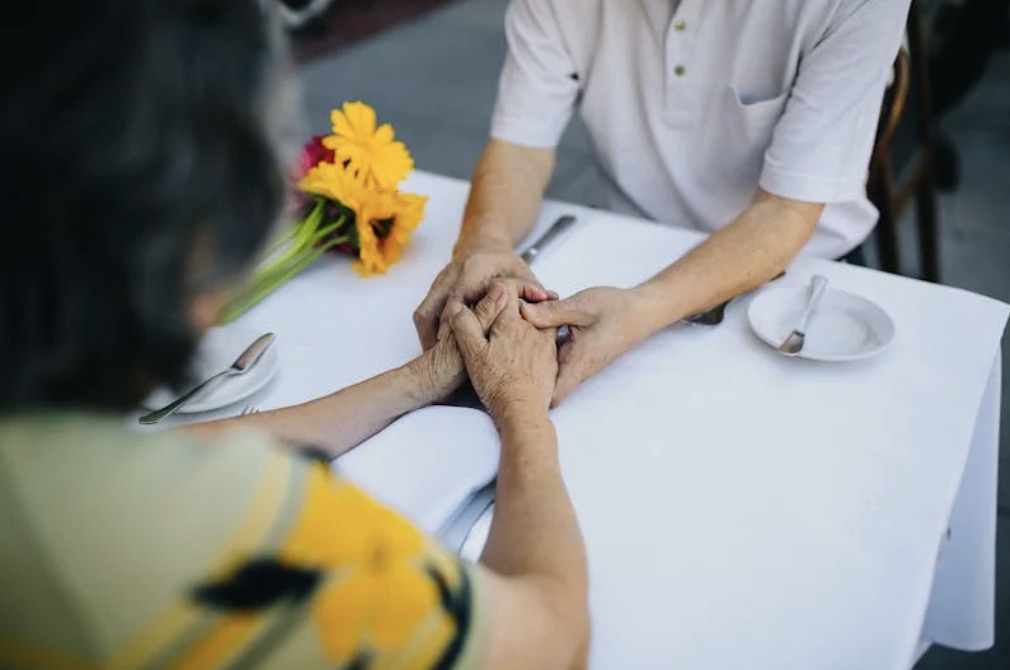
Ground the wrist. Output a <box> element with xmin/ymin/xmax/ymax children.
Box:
<box><xmin>491</xmin><ymin>397</ymin><xmax>551</xmax><ymax>428</ymax></box>
<box><xmin>495</xmin><ymin>405</ymin><xmax>557</xmax><ymax>454</ymax></box>
<box><xmin>453</xmin><ymin>223</ymin><xmax>514</xmax><ymax>259</ymax></box>
<box><xmin>630</xmin><ymin>279</ymin><xmax>690</xmax><ymax>336</ymax></box>
<box><xmin>399</xmin><ymin>356</ymin><xmax>444</xmax><ymax>408</ymax></box>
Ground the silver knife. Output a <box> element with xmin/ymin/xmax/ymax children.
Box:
<box><xmin>520</xmin><ymin>215</ymin><xmax>576</xmax><ymax>263</ymax></box>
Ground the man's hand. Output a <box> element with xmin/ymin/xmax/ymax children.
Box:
<box><xmin>413</xmin><ymin>247</ymin><xmax>555</xmax><ymax>350</ymax></box>
<box><xmin>520</xmin><ymin>286</ymin><xmax>646</xmax><ymax>407</ymax></box>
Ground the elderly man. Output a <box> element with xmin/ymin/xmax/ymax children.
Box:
<box><xmin>415</xmin><ymin>0</ymin><xmax>913</xmax><ymax>404</ymax></box>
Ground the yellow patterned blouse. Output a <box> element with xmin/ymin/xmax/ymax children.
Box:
<box><xmin>0</xmin><ymin>414</ymin><xmax>487</xmax><ymax>670</ymax></box>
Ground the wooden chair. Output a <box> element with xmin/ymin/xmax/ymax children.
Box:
<box><xmin>868</xmin><ymin>1</ymin><xmax>941</xmax><ymax>282</ymax></box>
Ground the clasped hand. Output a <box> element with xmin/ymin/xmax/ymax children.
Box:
<box><xmin>411</xmin><ymin>281</ymin><xmax>558</xmax><ymax>418</ymax></box>
<box><xmin>413</xmin><ymin>249</ymin><xmax>647</xmax><ymax>409</ymax></box>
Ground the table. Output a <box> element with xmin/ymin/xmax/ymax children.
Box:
<box><xmin>155</xmin><ymin>171</ymin><xmax>1007</xmax><ymax>669</ymax></box>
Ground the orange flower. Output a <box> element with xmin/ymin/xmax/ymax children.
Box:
<box><xmin>324</xmin><ymin>101</ymin><xmax>413</xmax><ymax>191</ymax></box>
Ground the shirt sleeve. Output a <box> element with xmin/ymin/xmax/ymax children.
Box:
<box><xmin>759</xmin><ymin>0</ymin><xmax>913</xmax><ymax>203</ymax></box>
<box><xmin>490</xmin><ymin>0</ymin><xmax>580</xmax><ymax>148</ymax></box>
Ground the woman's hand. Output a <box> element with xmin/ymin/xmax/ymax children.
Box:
<box><xmin>406</xmin><ymin>281</ymin><xmax>510</xmax><ymax>404</ymax></box>
<box><xmin>449</xmin><ymin>280</ymin><xmax>558</xmax><ymax>420</ymax></box>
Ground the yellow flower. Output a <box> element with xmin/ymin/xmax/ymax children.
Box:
<box><xmin>297</xmin><ymin>160</ymin><xmax>363</xmax><ymax>205</ymax></box>
<box><xmin>324</xmin><ymin>101</ymin><xmax>414</xmax><ymax>191</ymax></box>
<box><xmin>379</xmin><ymin>192</ymin><xmax>427</xmax><ymax>268</ymax></box>
<box><xmin>296</xmin><ymin>158</ymin><xmax>427</xmax><ymax>277</ymax></box>
<box><xmin>351</xmin><ymin>190</ymin><xmax>427</xmax><ymax>277</ymax></box>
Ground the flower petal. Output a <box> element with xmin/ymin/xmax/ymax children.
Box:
<box><xmin>374</xmin><ymin>123</ymin><xmax>395</xmax><ymax>144</ymax></box>
<box><xmin>342</xmin><ymin>101</ymin><xmax>377</xmax><ymax>136</ymax></box>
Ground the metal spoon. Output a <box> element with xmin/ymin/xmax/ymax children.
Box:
<box><xmin>777</xmin><ymin>276</ymin><xmax>828</xmax><ymax>356</ymax></box>
<box><xmin>138</xmin><ymin>333</ymin><xmax>275</xmax><ymax>424</ymax></box>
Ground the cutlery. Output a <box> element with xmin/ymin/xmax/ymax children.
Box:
<box><xmin>520</xmin><ymin>215</ymin><xmax>576</xmax><ymax>263</ymax></box>
<box><xmin>684</xmin><ymin>271</ymin><xmax>788</xmax><ymax>326</ymax></box>
<box><xmin>685</xmin><ymin>302</ymin><xmax>730</xmax><ymax>326</ymax></box>
<box><xmin>777</xmin><ymin>275</ymin><xmax>829</xmax><ymax>356</ymax></box>
<box><xmin>440</xmin><ymin>480</ymin><xmax>498</xmax><ymax>552</ymax></box>
<box><xmin>138</xmin><ymin>333</ymin><xmax>276</xmax><ymax>424</ymax></box>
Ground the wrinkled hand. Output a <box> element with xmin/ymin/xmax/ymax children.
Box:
<box><xmin>414</xmin><ymin>247</ymin><xmax>556</xmax><ymax>350</ymax></box>
<box><xmin>407</xmin><ymin>283</ymin><xmax>510</xmax><ymax>403</ymax></box>
<box><xmin>449</xmin><ymin>281</ymin><xmax>558</xmax><ymax>418</ymax></box>
<box><xmin>520</xmin><ymin>286</ymin><xmax>644</xmax><ymax>407</ymax></box>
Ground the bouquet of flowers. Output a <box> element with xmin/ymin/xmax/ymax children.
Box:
<box><xmin>220</xmin><ymin>101</ymin><xmax>427</xmax><ymax>323</ymax></box>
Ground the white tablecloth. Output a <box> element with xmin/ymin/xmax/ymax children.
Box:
<box><xmin>149</xmin><ymin>171</ymin><xmax>1007</xmax><ymax>669</ymax></box>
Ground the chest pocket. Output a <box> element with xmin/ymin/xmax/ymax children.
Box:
<box><xmin>691</xmin><ymin>84</ymin><xmax>789</xmax><ymax>200</ymax></box>
<box><xmin>723</xmin><ymin>84</ymin><xmax>789</xmax><ymax>144</ymax></box>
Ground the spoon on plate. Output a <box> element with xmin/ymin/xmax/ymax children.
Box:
<box><xmin>777</xmin><ymin>276</ymin><xmax>828</xmax><ymax>356</ymax></box>
<box><xmin>138</xmin><ymin>333</ymin><xmax>275</xmax><ymax>424</ymax></box>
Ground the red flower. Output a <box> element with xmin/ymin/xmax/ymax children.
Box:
<box><xmin>297</xmin><ymin>136</ymin><xmax>336</xmax><ymax>179</ymax></box>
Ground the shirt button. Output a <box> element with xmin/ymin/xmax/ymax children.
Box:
<box><xmin>674</xmin><ymin>65</ymin><xmax>686</xmax><ymax>76</ymax></box>
<box><xmin>674</xmin><ymin>20</ymin><xmax>687</xmax><ymax>31</ymax></box>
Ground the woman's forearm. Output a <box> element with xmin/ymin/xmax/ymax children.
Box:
<box><xmin>184</xmin><ymin>362</ymin><xmax>433</xmax><ymax>457</ymax></box>
<box><xmin>480</xmin><ymin>407</ymin><xmax>588</xmax><ymax>624</ymax></box>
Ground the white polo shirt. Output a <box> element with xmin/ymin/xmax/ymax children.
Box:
<box><xmin>490</xmin><ymin>0</ymin><xmax>912</xmax><ymax>259</ymax></box>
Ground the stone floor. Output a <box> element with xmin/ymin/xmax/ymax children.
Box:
<box><xmin>298</xmin><ymin>0</ymin><xmax>1010</xmax><ymax>666</ymax></box>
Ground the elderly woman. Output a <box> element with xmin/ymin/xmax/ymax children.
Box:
<box><xmin>0</xmin><ymin>1</ymin><xmax>588</xmax><ymax>669</ymax></box>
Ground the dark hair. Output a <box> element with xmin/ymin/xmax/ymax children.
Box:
<box><xmin>0</xmin><ymin>0</ymin><xmax>288</xmax><ymax>410</ymax></box>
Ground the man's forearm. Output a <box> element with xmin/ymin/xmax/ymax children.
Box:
<box><xmin>633</xmin><ymin>189</ymin><xmax>823</xmax><ymax>337</ymax></box>
<box><xmin>454</xmin><ymin>139</ymin><xmax>556</xmax><ymax>255</ymax></box>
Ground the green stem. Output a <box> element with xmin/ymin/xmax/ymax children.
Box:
<box><xmin>258</xmin><ymin>202</ymin><xmax>326</xmax><ymax>276</ymax></box>
<box><xmin>244</xmin><ymin>208</ymin><xmax>336</xmax><ymax>289</ymax></box>
<box><xmin>260</xmin><ymin>224</ymin><xmax>300</xmax><ymax>264</ymax></box>
<box><xmin>219</xmin><ymin>232</ymin><xmax>351</xmax><ymax>323</ymax></box>
<box><xmin>218</xmin><ymin>203</ymin><xmax>350</xmax><ymax>324</ymax></box>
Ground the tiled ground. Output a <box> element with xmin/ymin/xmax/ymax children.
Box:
<box><xmin>298</xmin><ymin>1</ymin><xmax>1010</xmax><ymax>667</ymax></box>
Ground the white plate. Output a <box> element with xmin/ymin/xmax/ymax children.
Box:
<box><xmin>141</xmin><ymin>326</ymin><xmax>280</xmax><ymax>413</ymax></box>
<box><xmin>748</xmin><ymin>285</ymin><xmax>895</xmax><ymax>362</ymax></box>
